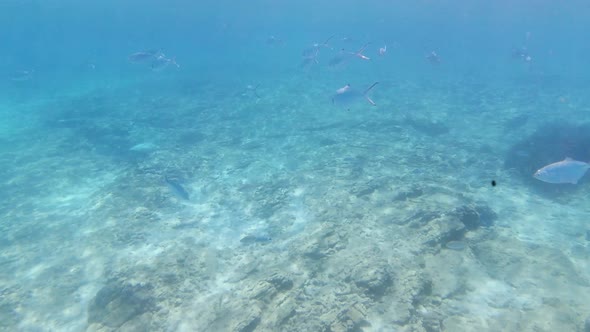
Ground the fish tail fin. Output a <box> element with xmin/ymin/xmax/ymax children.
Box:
<box><xmin>357</xmin><ymin>43</ymin><xmax>370</xmax><ymax>54</ymax></box>
<box><xmin>363</xmin><ymin>82</ymin><xmax>379</xmax><ymax>95</ymax></box>
<box><xmin>323</xmin><ymin>35</ymin><xmax>335</xmax><ymax>48</ymax></box>
<box><xmin>363</xmin><ymin>82</ymin><xmax>379</xmax><ymax>106</ymax></box>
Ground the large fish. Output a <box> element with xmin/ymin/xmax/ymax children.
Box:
<box><xmin>331</xmin><ymin>82</ymin><xmax>379</xmax><ymax>110</ymax></box>
<box><xmin>533</xmin><ymin>157</ymin><xmax>590</xmax><ymax>184</ymax></box>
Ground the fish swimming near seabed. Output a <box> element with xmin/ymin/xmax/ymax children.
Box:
<box><xmin>533</xmin><ymin>157</ymin><xmax>590</xmax><ymax>184</ymax></box>
<box><xmin>130</xmin><ymin>142</ymin><xmax>158</xmax><ymax>152</ymax></box>
<box><xmin>165</xmin><ymin>176</ymin><xmax>190</xmax><ymax>200</ymax></box>
<box><xmin>240</xmin><ymin>234</ymin><xmax>272</xmax><ymax>245</ymax></box>
<box><xmin>331</xmin><ymin>82</ymin><xmax>379</xmax><ymax>110</ymax></box>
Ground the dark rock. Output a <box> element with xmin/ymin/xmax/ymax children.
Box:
<box><xmin>351</xmin><ymin>265</ymin><xmax>394</xmax><ymax>299</ymax></box>
<box><xmin>445</xmin><ymin>240</ymin><xmax>466</xmax><ymax>251</ymax></box>
<box><xmin>318</xmin><ymin>138</ymin><xmax>338</xmax><ymax>146</ymax></box>
<box><xmin>542</xmin><ymin>297</ymin><xmax>560</xmax><ymax>307</ymax></box>
<box><xmin>404</xmin><ymin>211</ymin><xmax>441</xmax><ymax>227</ymax></box>
<box><xmin>177</xmin><ymin>130</ymin><xmax>205</xmax><ymax>145</ymax></box>
<box><xmin>503</xmin><ymin>114</ymin><xmax>529</xmax><ymax>131</ymax></box>
<box><xmin>405</xmin><ymin>116</ymin><xmax>449</xmax><ymax>136</ymax></box>
<box><xmin>474</xmin><ymin>204</ymin><xmax>497</xmax><ymax>227</ymax></box>
<box><xmin>451</xmin><ymin>204</ymin><xmax>496</xmax><ymax>230</ymax></box>
<box><xmin>234</xmin><ymin>310</ymin><xmax>261</xmax><ymax>332</ymax></box>
<box><xmin>330</xmin><ymin>303</ymin><xmax>370</xmax><ymax>332</ymax></box>
<box><xmin>302</xmin><ymin>230</ymin><xmax>345</xmax><ymax>259</ymax></box>
<box><xmin>394</xmin><ymin>186</ymin><xmax>424</xmax><ymax>201</ymax></box>
<box><xmin>267</xmin><ymin>274</ymin><xmax>293</xmax><ymax>292</ymax></box>
<box><xmin>88</xmin><ymin>281</ymin><xmax>155</xmax><ymax>328</ymax></box>
<box><xmin>351</xmin><ymin>179</ymin><xmax>384</xmax><ymax>197</ymax></box>
<box><xmin>239</xmin><ymin>317</ymin><xmax>260</xmax><ymax>332</ymax></box>
<box><xmin>422</xmin><ymin>316</ymin><xmax>442</xmax><ymax>332</ymax></box>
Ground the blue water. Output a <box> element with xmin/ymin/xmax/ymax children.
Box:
<box><xmin>2</xmin><ymin>1</ymin><xmax>590</xmax><ymax>331</ymax></box>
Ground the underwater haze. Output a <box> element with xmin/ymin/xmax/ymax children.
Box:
<box><xmin>2</xmin><ymin>0</ymin><xmax>590</xmax><ymax>331</ymax></box>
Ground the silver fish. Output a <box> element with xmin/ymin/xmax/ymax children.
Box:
<box><xmin>151</xmin><ymin>54</ymin><xmax>179</xmax><ymax>71</ymax></box>
<box><xmin>533</xmin><ymin>157</ymin><xmax>590</xmax><ymax>184</ymax></box>
<box><xmin>302</xmin><ymin>35</ymin><xmax>334</xmax><ymax>57</ymax></box>
<box><xmin>10</xmin><ymin>70</ymin><xmax>34</xmax><ymax>81</ymax></box>
<box><xmin>331</xmin><ymin>82</ymin><xmax>379</xmax><ymax>110</ymax></box>
<box><xmin>128</xmin><ymin>49</ymin><xmax>161</xmax><ymax>63</ymax></box>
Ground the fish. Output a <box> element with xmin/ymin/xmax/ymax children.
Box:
<box><xmin>151</xmin><ymin>54</ymin><xmax>180</xmax><ymax>71</ymax></box>
<box><xmin>445</xmin><ymin>241</ymin><xmax>466</xmax><ymax>251</ymax></box>
<box><xmin>165</xmin><ymin>176</ymin><xmax>190</xmax><ymax>200</ymax></box>
<box><xmin>349</xmin><ymin>43</ymin><xmax>371</xmax><ymax>60</ymax></box>
<box><xmin>300</xmin><ymin>47</ymin><xmax>319</xmax><ymax>68</ymax></box>
<box><xmin>300</xmin><ymin>54</ymin><xmax>319</xmax><ymax>68</ymax></box>
<box><xmin>426</xmin><ymin>51</ymin><xmax>441</xmax><ymax>64</ymax></box>
<box><xmin>302</xmin><ymin>35</ymin><xmax>334</xmax><ymax>57</ymax></box>
<box><xmin>240</xmin><ymin>234</ymin><xmax>272</xmax><ymax>245</ymax></box>
<box><xmin>331</xmin><ymin>82</ymin><xmax>379</xmax><ymax>110</ymax></box>
<box><xmin>533</xmin><ymin>157</ymin><xmax>590</xmax><ymax>184</ymax></box>
<box><xmin>10</xmin><ymin>70</ymin><xmax>34</xmax><ymax>81</ymax></box>
<box><xmin>328</xmin><ymin>49</ymin><xmax>350</xmax><ymax>68</ymax></box>
<box><xmin>130</xmin><ymin>142</ymin><xmax>157</xmax><ymax>152</ymax></box>
<box><xmin>241</xmin><ymin>84</ymin><xmax>261</xmax><ymax>99</ymax></box>
<box><xmin>128</xmin><ymin>49</ymin><xmax>161</xmax><ymax>63</ymax></box>
<box><xmin>266</xmin><ymin>35</ymin><xmax>284</xmax><ymax>46</ymax></box>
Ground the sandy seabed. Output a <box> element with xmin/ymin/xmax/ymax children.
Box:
<box><xmin>1</xmin><ymin>75</ymin><xmax>589</xmax><ymax>332</ymax></box>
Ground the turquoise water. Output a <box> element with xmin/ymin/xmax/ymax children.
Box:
<box><xmin>2</xmin><ymin>1</ymin><xmax>590</xmax><ymax>331</ymax></box>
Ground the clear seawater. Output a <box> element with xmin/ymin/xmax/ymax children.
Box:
<box><xmin>1</xmin><ymin>1</ymin><xmax>590</xmax><ymax>331</ymax></box>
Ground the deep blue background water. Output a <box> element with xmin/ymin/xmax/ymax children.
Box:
<box><xmin>1</xmin><ymin>0</ymin><xmax>590</xmax><ymax>100</ymax></box>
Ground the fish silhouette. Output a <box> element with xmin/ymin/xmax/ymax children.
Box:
<box><xmin>331</xmin><ymin>82</ymin><xmax>379</xmax><ymax>110</ymax></box>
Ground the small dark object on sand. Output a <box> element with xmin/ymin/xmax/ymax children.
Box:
<box><xmin>491</xmin><ymin>180</ymin><xmax>496</xmax><ymax>187</ymax></box>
